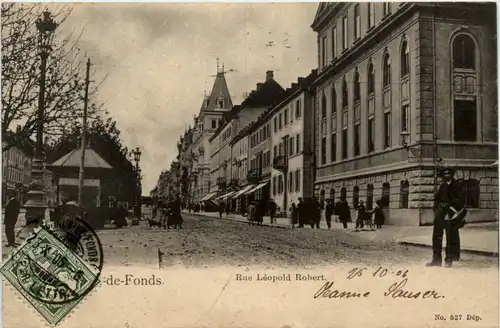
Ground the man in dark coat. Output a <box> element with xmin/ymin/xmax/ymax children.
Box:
<box><xmin>311</xmin><ymin>196</ymin><xmax>321</xmax><ymax>229</ymax></box>
<box><xmin>427</xmin><ymin>167</ymin><xmax>465</xmax><ymax>268</ymax></box>
<box><xmin>4</xmin><ymin>196</ymin><xmax>21</xmax><ymax>247</ymax></box>
<box><xmin>297</xmin><ymin>197</ymin><xmax>306</xmax><ymax>228</ymax></box>
<box><xmin>335</xmin><ymin>196</ymin><xmax>351</xmax><ymax>229</ymax></box>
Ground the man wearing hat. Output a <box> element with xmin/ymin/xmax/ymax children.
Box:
<box><xmin>427</xmin><ymin>167</ymin><xmax>465</xmax><ymax>268</ymax></box>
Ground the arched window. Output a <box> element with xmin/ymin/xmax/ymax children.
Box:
<box><xmin>401</xmin><ymin>40</ymin><xmax>410</xmax><ymax>77</ymax></box>
<box><xmin>453</xmin><ymin>34</ymin><xmax>475</xmax><ymax>69</ymax></box>
<box><xmin>383</xmin><ymin>52</ymin><xmax>391</xmax><ymax>88</ymax></box>
<box><xmin>400</xmin><ymin>180</ymin><xmax>409</xmax><ymax>208</ymax></box>
<box><xmin>321</xmin><ymin>93</ymin><xmax>327</xmax><ymax>119</ymax></box>
<box><xmin>353</xmin><ymin>186</ymin><xmax>359</xmax><ymax>208</ymax></box>
<box><xmin>340</xmin><ymin>187</ymin><xmax>347</xmax><ymax>200</ymax></box>
<box><xmin>366</xmin><ymin>184</ymin><xmax>374</xmax><ymax>210</ymax></box>
<box><xmin>331</xmin><ymin>87</ymin><xmax>337</xmax><ymax>115</ymax></box>
<box><xmin>459</xmin><ymin>179</ymin><xmax>480</xmax><ymax>208</ymax></box>
<box><xmin>381</xmin><ymin>182</ymin><xmax>390</xmax><ymax>208</ymax></box>
<box><xmin>452</xmin><ymin>33</ymin><xmax>478</xmax><ymax>142</ymax></box>
<box><xmin>367</xmin><ymin>60</ymin><xmax>375</xmax><ymax>94</ymax></box>
<box><xmin>353</xmin><ymin>70</ymin><xmax>360</xmax><ymax>102</ymax></box>
<box><xmin>342</xmin><ymin>77</ymin><xmax>348</xmax><ymax>109</ymax></box>
<box><xmin>329</xmin><ymin>188</ymin><xmax>335</xmax><ymax>201</ymax></box>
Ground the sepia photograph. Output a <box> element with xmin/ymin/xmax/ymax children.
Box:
<box><xmin>1</xmin><ymin>2</ymin><xmax>498</xmax><ymax>327</ymax></box>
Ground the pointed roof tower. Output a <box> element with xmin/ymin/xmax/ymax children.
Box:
<box><xmin>198</xmin><ymin>58</ymin><xmax>233</xmax><ymax>116</ymax></box>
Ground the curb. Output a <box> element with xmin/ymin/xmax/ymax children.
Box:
<box><xmin>184</xmin><ymin>212</ymin><xmax>292</xmax><ymax>229</ymax></box>
<box><xmin>398</xmin><ymin>240</ymin><xmax>499</xmax><ymax>257</ymax></box>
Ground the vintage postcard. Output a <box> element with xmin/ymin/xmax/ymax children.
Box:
<box><xmin>1</xmin><ymin>2</ymin><xmax>498</xmax><ymax>328</ymax></box>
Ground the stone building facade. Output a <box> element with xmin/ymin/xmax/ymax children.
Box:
<box><xmin>311</xmin><ymin>2</ymin><xmax>497</xmax><ymax>225</ymax></box>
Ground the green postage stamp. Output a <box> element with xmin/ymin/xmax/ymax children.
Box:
<box><xmin>1</xmin><ymin>224</ymin><xmax>101</xmax><ymax>326</ymax></box>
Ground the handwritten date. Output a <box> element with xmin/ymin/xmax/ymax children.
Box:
<box><xmin>347</xmin><ymin>267</ymin><xmax>408</xmax><ymax>280</ymax></box>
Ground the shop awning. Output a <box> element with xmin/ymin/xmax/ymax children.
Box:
<box><xmin>231</xmin><ymin>185</ymin><xmax>255</xmax><ymax>199</ymax></box>
<box><xmin>215</xmin><ymin>190</ymin><xmax>237</xmax><ymax>200</ymax></box>
<box><xmin>245</xmin><ymin>182</ymin><xmax>269</xmax><ymax>195</ymax></box>
<box><xmin>201</xmin><ymin>192</ymin><xmax>218</xmax><ymax>201</ymax></box>
<box><xmin>492</xmin><ymin>160</ymin><xmax>498</xmax><ymax>167</ymax></box>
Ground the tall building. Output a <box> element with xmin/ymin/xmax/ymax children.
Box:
<box><xmin>311</xmin><ymin>2</ymin><xmax>497</xmax><ymax>225</ymax></box>
<box><xmin>209</xmin><ymin>70</ymin><xmax>285</xmax><ymax>202</ymax></box>
<box><xmin>191</xmin><ymin>63</ymin><xmax>233</xmax><ymax>202</ymax></box>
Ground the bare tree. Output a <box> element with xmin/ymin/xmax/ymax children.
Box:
<box><xmin>1</xmin><ymin>3</ymin><xmax>106</xmax><ymax>152</ymax></box>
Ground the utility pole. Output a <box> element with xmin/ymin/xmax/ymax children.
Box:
<box><xmin>78</xmin><ymin>57</ymin><xmax>91</xmax><ymax>214</ymax></box>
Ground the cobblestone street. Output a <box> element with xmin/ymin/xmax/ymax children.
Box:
<box><xmin>96</xmin><ymin>213</ymin><xmax>498</xmax><ymax>269</ymax></box>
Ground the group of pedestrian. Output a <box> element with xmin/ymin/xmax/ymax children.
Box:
<box><xmin>287</xmin><ymin>196</ymin><xmax>386</xmax><ymax>231</ymax></box>
<box><xmin>153</xmin><ymin>197</ymin><xmax>183</xmax><ymax>229</ymax></box>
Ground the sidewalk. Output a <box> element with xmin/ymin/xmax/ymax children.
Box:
<box><xmin>184</xmin><ymin>210</ymin><xmax>499</xmax><ymax>256</ymax></box>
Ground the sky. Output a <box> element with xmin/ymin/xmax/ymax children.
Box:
<box><xmin>58</xmin><ymin>3</ymin><xmax>319</xmax><ymax>194</ymax></box>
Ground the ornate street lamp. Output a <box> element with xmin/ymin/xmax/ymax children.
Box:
<box><xmin>25</xmin><ymin>10</ymin><xmax>58</xmax><ymax>227</ymax></box>
<box><xmin>132</xmin><ymin>147</ymin><xmax>142</xmax><ymax>219</ymax></box>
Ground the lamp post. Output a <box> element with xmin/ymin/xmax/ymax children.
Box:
<box><xmin>132</xmin><ymin>147</ymin><xmax>142</xmax><ymax>219</ymax></box>
<box><xmin>25</xmin><ymin>10</ymin><xmax>58</xmax><ymax>227</ymax></box>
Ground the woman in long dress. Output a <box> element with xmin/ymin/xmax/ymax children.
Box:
<box><xmin>289</xmin><ymin>203</ymin><xmax>298</xmax><ymax>228</ymax></box>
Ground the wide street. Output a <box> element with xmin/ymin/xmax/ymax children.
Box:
<box><xmin>97</xmin><ymin>213</ymin><xmax>498</xmax><ymax>269</ymax></box>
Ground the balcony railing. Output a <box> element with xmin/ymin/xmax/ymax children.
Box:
<box><xmin>247</xmin><ymin>168</ymin><xmax>261</xmax><ymax>184</ymax></box>
<box><xmin>272</xmin><ymin>155</ymin><xmax>287</xmax><ymax>171</ymax></box>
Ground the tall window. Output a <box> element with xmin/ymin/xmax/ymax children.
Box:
<box><xmin>289</xmin><ymin>172</ymin><xmax>293</xmax><ymax>193</ymax></box>
<box><xmin>383</xmin><ymin>52</ymin><xmax>392</xmax><ymax>149</ymax></box>
<box><xmin>353</xmin><ymin>70</ymin><xmax>360</xmax><ymax>156</ymax></box>
<box><xmin>331</xmin><ymin>133</ymin><xmax>337</xmax><ymax>162</ymax></box>
<box><xmin>274</xmin><ymin>117</ymin><xmax>278</xmax><ymax>132</ymax></box>
<box><xmin>452</xmin><ymin>34</ymin><xmax>478</xmax><ymax>141</ymax></box>
<box><xmin>353</xmin><ymin>186</ymin><xmax>360</xmax><ymax>208</ymax></box>
<box><xmin>401</xmin><ymin>40</ymin><xmax>410</xmax><ymax>77</ymax></box>
<box><xmin>295</xmin><ymin>170</ymin><xmax>301</xmax><ymax>192</ymax></box>
<box><xmin>321</xmin><ymin>136</ymin><xmax>327</xmax><ymax>165</ymax></box>
<box><xmin>321</xmin><ymin>36</ymin><xmax>327</xmax><ymax>68</ymax></box>
<box><xmin>366</xmin><ymin>184</ymin><xmax>374</xmax><ymax>210</ymax></box>
<box><xmin>341</xmin><ymin>77</ymin><xmax>348</xmax><ymax>159</ymax></box>
<box><xmin>290</xmin><ymin>105</ymin><xmax>294</xmax><ymax>123</ymax></box>
<box><xmin>354</xmin><ymin>4</ymin><xmax>360</xmax><ymax>40</ymax></box>
<box><xmin>296</xmin><ymin>133</ymin><xmax>300</xmax><ymax>153</ymax></box>
<box><xmin>331</xmin><ymin>25</ymin><xmax>337</xmax><ymax>59</ymax></box>
<box><xmin>401</xmin><ymin>104</ymin><xmax>410</xmax><ymax>133</ymax></box>
<box><xmin>321</xmin><ymin>93</ymin><xmax>327</xmax><ymax>119</ymax></box>
<box><xmin>321</xmin><ymin>93</ymin><xmax>327</xmax><ymax>165</ymax></box>
<box><xmin>331</xmin><ymin>86</ymin><xmax>337</xmax><ymax>163</ymax></box>
<box><xmin>295</xmin><ymin>99</ymin><xmax>302</xmax><ymax>118</ymax></box>
<box><xmin>400</xmin><ymin>39</ymin><xmax>410</xmax><ymax>142</ymax></box>
<box><xmin>381</xmin><ymin>182</ymin><xmax>390</xmax><ymax>208</ymax></box>
<box><xmin>272</xmin><ymin>176</ymin><xmax>277</xmax><ymax>196</ymax></box>
<box><xmin>284</xmin><ymin>108</ymin><xmax>289</xmax><ymax>125</ymax></box>
<box><xmin>367</xmin><ymin>3</ymin><xmax>374</xmax><ymax>28</ymax></box>
<box><xmin>383</xmin><ymin>112</ymin><xmax>391</xmax><ymax>148</ymax></box>
<box><xmin>400</xmin><ymin>180</ymin><xmax>409</xmax><ymax>208</ymax></box>
<box><xmin>367</xmin><ymin>60</ymin><xmax>375</xmax><ymax>153</ymax></box>
<box><xmin>383</xmin><ymin>3</ymin><xmax>391</xmax><ymax>16</ymax></box>
<box><xmin>342</xmin><ymin>15</ymin><xmax>348</xmax><ymax>50</ymax></box>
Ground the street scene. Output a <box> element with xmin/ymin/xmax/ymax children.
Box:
<box><xmin>2</xmin><ymin>2</ymin><xmax>498</xmax><ymax>268</ymax></box>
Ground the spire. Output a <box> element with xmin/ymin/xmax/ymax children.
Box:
<box><xmin>216</xmin><ymin>57</ymin><xmax>220</xmax><ymax>73</ymax></box>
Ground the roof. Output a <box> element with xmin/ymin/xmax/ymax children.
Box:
<box><xmin>199</xmin><ymin>71</ymin><xmax>233</xmax><ymax>117</ymax></box>
<box><xmin>240</xmin><ymin>72</ymin><xmax>285</xmax><ymax>109</ymax></box>
<box><xmin>246</xmin><ymin>69</ymin><xmax>318</xmax><ymax>135</ymax></box>
<box><xmin>50</xmin><ymin>147</ymin><xmax>112</xmax><ymax>169</ymax></box>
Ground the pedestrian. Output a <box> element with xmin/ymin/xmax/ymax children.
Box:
<box><xmin>268</xmin><ymin>199</ymin><xmax>277</xmax><ymax>224</ymax></box>
<box><xmin>4</xmin><ymin>196</ymin><xmax>21</xmax><ymax>247</ymax></box>
<box><xmin>218</xmin><ymin>201</ymin><xmax>225</xmax><ymax>219</ymax></box>
<box><xmin>355</xmin><ymin>200</ymin><xmax>367</xmax><ymax>231</ymax></box>
<box><xmin>325</xmin><ymin>199</ymin><xmax>334</xmax><ymax>229</ymax></box>
<box><xmin>114</xmin><ymin>202</ymin><xmax>128</xmax><ymax>228</ymax></box>
<box><xmin>372</xmin><ymin>199</ymin><xmax>385</xmax><ymax>230</ymax></box>
<box><xmin>335</xmin><ymin>196</ymin><xmax>351</xmax><ymax>229</ymax></box>
<box><xmin>225</xmin><ymin>201</ymin><xmax>231</xmax><ymax>217</ymax></box>
<box><xmin>288</xmin><ymin>202</ymin><xmax>297</xmax><ymax>228</ymax></box>
<box><xmin>311</xmin><ymin>196</ymin><xmax>321</xmax><ymax>229</ymax></box>
<box><xmin>427</xmin><ymin>167</ymin><xmax>466</xmax><ymax>268</ymax></box>
<box><xmin>297</xmin><ymin>197</ymin><xmax>306</xmax><ymax>228</ymax></box>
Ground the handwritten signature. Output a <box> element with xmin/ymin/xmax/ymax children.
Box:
<box><xmin>313</xmin><ymin>279</ymin><xmax>444</xmax><ymax>299</ymax></box>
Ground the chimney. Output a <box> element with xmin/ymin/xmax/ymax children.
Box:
<box><xmin>256</xmin><ymin>83</ymin><xmax>263</xmax><ymax>89</ymax></box>
<box><xmin>298</xmin><ymin>77</ymin><xmax>305</xmax><ymax>84</ymax></box>
<box><xmin>266</xmin><ymin>70</ymin><xmax>274</xmax><ymax>81</ymax></box>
